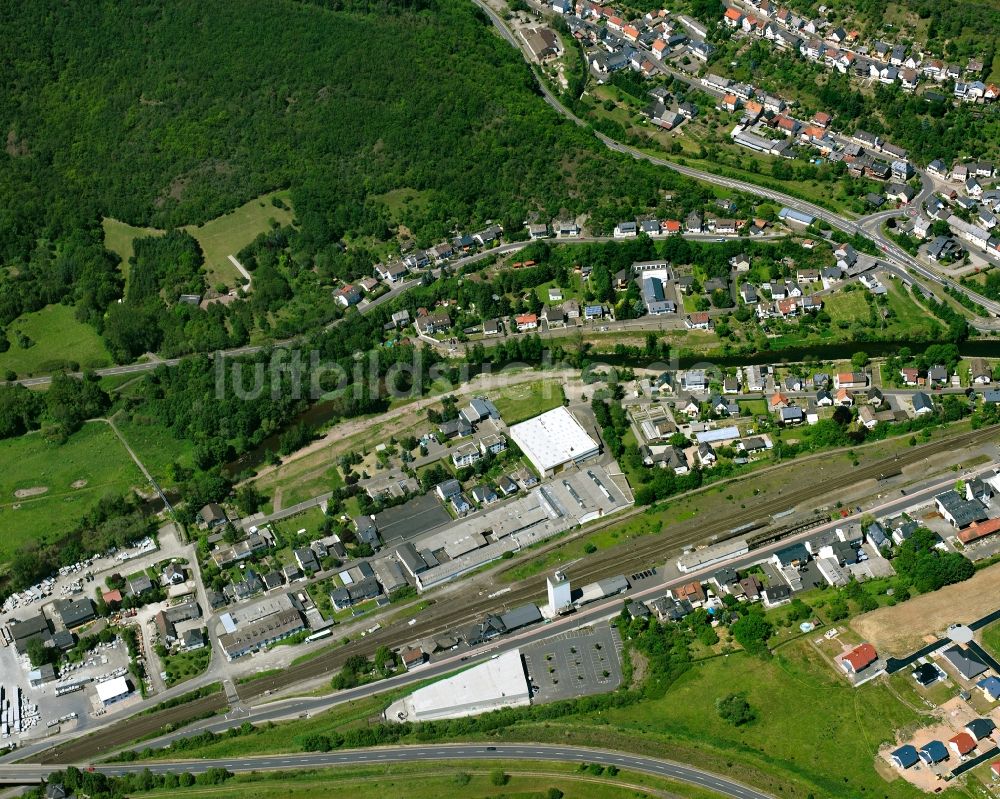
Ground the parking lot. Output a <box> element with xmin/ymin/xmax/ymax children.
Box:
<box><xmin>521</xmin><ymin>623</ymin><xmax>623</xmax><ymax>704</ymax></box>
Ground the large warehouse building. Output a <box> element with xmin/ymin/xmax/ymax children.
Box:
<box><xmin>508</xmin><ymin>407</ymin><xmax>600</xmax><ymax>477</ymax></box>
<box><xmin>385</xmin><ymin>649</ymin><xmax>531</xmax><ymax>722</ymax></box>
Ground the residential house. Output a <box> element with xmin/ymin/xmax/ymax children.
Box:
<box><xmin>470</xmin><ymin>485</ymin><xmax>498</xmax><ymax>505</ymax></box>
<box><xmin>891</xmin><ymin>745</ymin><xmax>920</xmax><ymax>769</ymax></box>
<box><xmin>450</xmin><ymin>493</ymin><xmax>472</xmax><ymax>515</ymax></box>
<box><xmin>969</xmin><ymin>358</ymin><xmax>992</xmax><ymax>384</ymax></box>
<box><xmin>542</xmin><ymin>305</ymin><xmax>566</xmax><ymax>327</ymax></box>
<box><xmin>762</xmin><ymin>584</ymin><xmax>792</xmax><ymax>608</ymax></box>
<box><xmin>780</xmin><ymin>406</ymin><xmax>804</xmax><ymax>425</ymax></box>
<box><xmin>415</xmin><ymin>312</ymin><xmax>452</xmax><ymax>336</ymax></box>
<box><xmin>198</xmin><ymin>503</ymin><xmax>228</xmax><ymax>529</ymax></box>
<box><xmin>515</xmin><ymin>313</ymin><xmax>538</xmax><ymax>332</ymax></box>
<box><xmin>834</xmin><ymin>371</ymin><xmax>867</xmax><ymax>389</ymax></box>
<box><xmin>294</xmin><ymin>547</ymin><xmax>320</xmax><ymax>574</ymax></box>
<box><xmin>698</xmin><ymin>441</ymin><xmax>717</xmax><ymax>465</ymax></box>
<box><xmin>686</xmin><ymin>312</ymin><xmax>711</xmax><ymax>330</ymax></box>
<box><xmin>941</xmin><ymin>645</ymin><xmax>988</xmax><ymax>680</ymax></box>
<box><xmin>949</xmin><ymin>733</ymin><xmax>977</xmax><ymax>759</ymax></box>
<box><xmin>934</xmin><ymin>490</ymin><xmax>987</xmax><ymax>528</ymax></box>
<box><xmin>978</xmin><ymin>676</ymin><xmax>1000</xmax><ymax>702</ymax></box>
<box><xmin>452</xmin><ymin>442</ymin><xmax>482</xmax><ymax>469</ymax></box>
<box><xmin>912</xmin><ymin>391</ymin><xmax>934</xmax><ymax>415</ymax></box>
<box><xmin>614</xmin><ymin>221</ymin><xmax>638</xmax><ymax>238</ymax></box>
<box><xmin>334</xmin><ymin>285</ymin><xmax>361</xmax><ymax>308</ymax></box>
<box><xmin>842</xmin><ymin>643</ymin><xmax>878</xmax><ymax>673</ymax></box>
<box><xmin>966</xmin><ymin>718</ymin><xmax>996</xmax><ymax>742</ymax></box>
<box><xmin>918</xmin><ymin>741</ymin><xmax>949</xmax><ymax>765</ymax></box>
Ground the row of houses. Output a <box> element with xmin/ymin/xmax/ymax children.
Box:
<box><xmin>724</xmin><ymin>0</ymin><xmax>997</xmax><ymax>101</ymax></box>
<box><xmin>372</xmin><ymin>225</ymin><xmax>505</xmax><ymax>287</ymax></box>
<box><xmin>612</xmin><ymin>212</ymin><xmax>768</xmax><ymax>238</ymax></box>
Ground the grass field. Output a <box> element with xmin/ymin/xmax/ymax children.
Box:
<box><xmin>981</xmin><ymin>620</ymin><xmax>1000</xmax><ymax>661</ymax></box>
<box><xmin>162</xmin><ymin>646</ymin><xmax>211</xmax><ymax>688</ymax></box>
<box><xmin>489</xmin><ymin>380</ymin><xmax>566</xmax><ymax>424</ymax></box>
<box><xmin>113</xmin><ymin>416</ymin><xmax>196</xmax><ymax>490</ymax></box>
<box><xmin>824</xmin><ymin>290</ymin><xmax>870</xmax><ymax>325</ymax></box>
<box><xmin>103</xmin><ymin>190</ymin><xmax>295</xmax><ymax>291</ymax></box>
<box><xmin>131</xmin><ymin>637</ymin><xmax>937</xmax><ymax>798</ymax></box>
<box><xmin>125</xmin><ymin>762</ymin><xmax>720</xmax><ymax>799</ymax></box>
<box><xmin>544</xmin><ymin>640</ymin><xmax>926</xmax><ymax>799</ymax></box>
<box><xmin>0</xmin><ymin>422</ymin><xmax>144</xmax><ymax>564</ymax></box>
<box><xmin>737</xmin><ymin>398</ymin><xmax>767</xmax><ymax>416</ymax></box>
<box><xmin>370</xmin><ymin>187</ymin><xmax>432</xmax><ymax>222</ymax></box>
<box><xmin>271</xmin><ymin>506</ymin><xmax>330</xmax><ymax>561</ymax></box>
<box><xmin>102</xmin><ymin>218</ymin><xmax>165</xmax><ymax>284</ymax></box>
<box><xmin>885</xmin><ymin>281</ymin><xmax>937</xmax><ymax>332</ymax></box>
<box><xmin>0</xmin><ymin>304</ymin><xmax>113</xmax><ymax>377</ymax></box>
<box><xmin>184</xmin><ymin>190</ymin><xmax>294</xmax><ymax>288</ymax></box>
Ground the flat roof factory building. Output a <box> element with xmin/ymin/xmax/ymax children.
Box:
<box><xmin>385</xmin><ymin>649</ymin><xmax>531</xmax><ymax>722</ymax></box>
<box><xmin>509</xmin><ymin>407</ymin><xmax>600</xmax><ymax>477</ymax></box>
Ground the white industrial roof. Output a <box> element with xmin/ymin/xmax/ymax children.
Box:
<box><xmin>403</xmin><ymin>649</ymin><xmax>530</xmax><ymax>721</ymax></box>
<box><xmin>509</xmin><ymin>407</ymin><xmax>600</xmax><ymax>474</ymax></box>
<box><xmin>96</xmin><ymin>676</ymin><xmax>131</xmax><ymax>704</ymax></box>
<box><xmin>695</xmin><ymin>426</ymin><xmax>739</xmax><ymax>444</ymax></box>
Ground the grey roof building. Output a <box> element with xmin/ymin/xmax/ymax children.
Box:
<box><xmin>396</xmin><ymin>542</ymin><xmax>431</xmax><ymax>576</ymax></box>
<box><xmin>56</xmin><ymin>598</ymin><xmax>96</xmax><ymax>629</ymax></box>
<box><xmin>499</xmin><ymin>603</ymin><xmax>543</xmax><ymax>632</ymax></box>
<box><xmin>934</xmin><ymin>490</ymin><xmax>987</xmax><ymax>528</ymax></box>
<box><xmin>294</xmin><ymin>547</ymin><xmax>321</xmax><ymax>573</ymax></box>
<box><xmin>941</xmin><ymin>645</ymin><xmax>988</xmax><ymax>680</ymax></box>
<box><xmin>127</xmin><ymin>574</ymin><xmax>154</xmax><ymax>596</ymax></box>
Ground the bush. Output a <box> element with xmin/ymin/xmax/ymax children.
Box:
<box><xmin>716</xmin><ymin>693</ymin><xmax>756</xmax><ymax>726</ymax></box>
<box><xmin>491</xmin><ymin>769</ymin><xmax>509</xmax><ymax>786</ymax></box>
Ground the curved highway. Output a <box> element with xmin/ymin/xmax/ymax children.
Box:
<box><xmin>0</xmin><ymin>743</ymin><xmax>773</xmax><ymax>798</ymax></box>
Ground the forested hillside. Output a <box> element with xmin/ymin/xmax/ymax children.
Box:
<box><xmin>0</xmin><ymin>0</ymin><xmax>701</xmax><ymax>348</ymax></box>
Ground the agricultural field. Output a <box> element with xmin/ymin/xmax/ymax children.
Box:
<box><xmin>0</xmin><ymin>304</ymin><xmax>114</xmax><ymax>378</ymax></box>
<box><xmin>852</xmin><ymin>562</ymin><xmax>1000</xmax><ymax>654</ymax></box>
<box><xmin>0</xmin><ymin>422</ymin><xmax>144</xmax><ymax>564</ymax></box>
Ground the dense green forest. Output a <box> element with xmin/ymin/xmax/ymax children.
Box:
<box><xmin>0</xmin><ymin>0</ymin><xmax>704</xmax><ymax>361</ymax></box>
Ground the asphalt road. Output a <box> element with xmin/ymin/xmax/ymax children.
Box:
<box><xmin>0</xmin><ymin>743</ymin><xmax>773</xmax><ymax>798</ymax></box>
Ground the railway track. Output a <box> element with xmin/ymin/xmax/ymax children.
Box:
<box><xmin>32</xmin><ymin>424</ymin><xmax>1000</xmax><ymax>764</ymax></box>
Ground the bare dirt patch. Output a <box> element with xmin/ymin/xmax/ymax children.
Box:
<box><xmin>70</xmin><ymin>479</ymin><xmax>88</xmax><ymax>489</ymax></box>
<box><xmin>628</xmin><ymin>649</ymin><xmax>648</xmax><ymax>689</ymax></box>
<box><xmin>14</xmin><ymin>486</ymin><xmax>48</xmax><ymax>498</ymax></box>
<box><xmin>851</xmin><ymin>562</ymin><xmax>1000</xmax><ymax>655</ymax></box>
